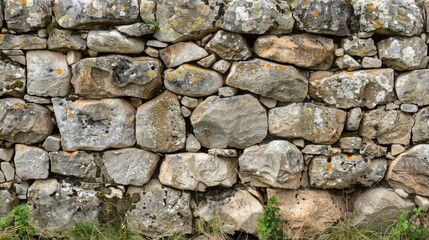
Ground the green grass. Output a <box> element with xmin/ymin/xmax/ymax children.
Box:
<box><xmin>0</xmin><ymin>204</ymin><xmax>35</xmax><ymax>240</ymax></box>
<box><xmin>257</xmin><ymin>196</ymin><xmax>283</xmax><ymax>240</ymax></box>
<box><xmin>65</xmin><ymin>220</ymin><xmax>144</xmax><ymax>240</ymax></box>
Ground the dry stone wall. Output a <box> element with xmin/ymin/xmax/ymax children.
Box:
<box><xmin>1</xmin><ymin>0</ymin><xmax>429</xmax><ymax>238</ymax></box>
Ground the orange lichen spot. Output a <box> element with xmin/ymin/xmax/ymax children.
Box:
<box><xmin>21</xmin><ymin>0</ymin><xmax>27</xmax><ymax>6</ymax></box>
<box><xmin>67</xmin><ymin>113</ymin><xmax>74</xmax><ymax>118</ymax></box>
<box><xmin>304</xmin><ymin>108</ymin><xmax>311</xmax><ymax>114</ymax></box>
<box><xmin>246</xmin><ymin>124</ymin><xmax>250</xmax><ymax>129</ymax></box>
<box><xmin>365</xmin><ymin>3</ymin><xmax>376</xmax><ymax>12</ymax></box>
<box><xmin>177</xmin><ymin>69</ymin><xmax>182</xmax><ymax>75</ymax></box>
<box><xmin>12</xmin><ymin>104</ymin><xmax>26</xmax><ymax>110</ymax></box>
<box><xmin>127</xmin><ymin>115</ymin><xmax>134</xmax><ymax>121</ymax></box>
<box><xmin>266</xmin><ymin>63</ymin><xmax>272</xmax><ymax>68</ymax></box>
<box><xmin>312</xmin><ymin>11</ymin><xmax>319</xmax><ymax>17</ymax></box>
<box><xmin>345</xmin><ymin>155</ymin><xmax>354</xmax><ymax>161</ymax></box>
<box><xmin>0</xmin><ymin>34</ymin><xmax>4</xmax><ymax>40</ymax></box>
<box><xmin>345</xmin><ymin>71</ymin><xmax>353</xmax><ymax>75</ymax></box>
<box><xmin>326</xmin><ymin>162</ymin><xmax>332</xmax><ymax>170</ymax></box>
<box><xmin>56</xmin><ymin>68</ymin><xmax>63</xmax><ymax>75</ymax></box>
<box><xmin>64</xmin><ymin>151</ymin><xmax>77</xmax><ymax>157</ymax></box>
<box><xmin>315</xmin><ymin>80</ymin><xmax>321</xmax><ymax>86</ymax></box>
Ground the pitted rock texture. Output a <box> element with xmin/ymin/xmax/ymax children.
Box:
<box><xmin>226</xmin><ymin>58</ymin><xmax>308</xmax><ymax>102</ymax></box>
<box><xmin>268</xmin><ymin>103</ymin><xmax>346</xmax><ymax>144</ymax></box>
<box><xmin>0</xmin><ymin>98</ymin><xmax>53</xmax><ymax>144</ymax></box>
<box><xmin>87</xmin><ymin>30</ymin><xmax>145</xmax><ymax>54</ymax></box>
<box><xmin>205</xmin><ymin>30</ymin><xmax>251</xmax><ymax>60</ymax></box>
<box><xmin>191</xmin><ymin>94</ymin><xmax>268</xmax><ymax>149</ymax></box>
<box><xmin>239</xmin><ymin>140</ymin><xmax>304</xmax><ymax>189</ymax></box>
<box><xmin>52</xmin><ymin>98</ymin><xmax>136</xmax><ymax>151</ymax></box>
<box><xmin>395</xmin><ymin>70</ymin><xmax>429</xmax><ymax>106</ymax></box>
<box><xmin>0</xmin><ymin>59</ymin><xmax>26</xmax><ymax>97</ymax></box>
<box><xmin>5</xmin><ymin>0</ymin><xmax>51</xmax><ymax>33</ymax></box>
<box><xmin>126</xmin><ymin>180</ymin><xmax>193</xmax><ymax>238</ymax></box>
<box><xmin>71</xmin><ymin>55</ymin><xmax>162</xmax><ymax>99</ymax></box>
<box><xmin>309</xmin><ymin>69</ymin><xmax>395</xmax><ymax>109</ymax></box>
<box><xmin>49</xmin><ymin>151</ymin><xmax>97</xmax><ymax>179</ymax></box>
<box><xmin>159</xmin><ymin>153</ymin><xmax>237</xmax><ymax>191</ymax></box>
<box><xmin>254</xmin><ymin>34</ymin><xmax>335</xmax><ymax>70</ymax></box>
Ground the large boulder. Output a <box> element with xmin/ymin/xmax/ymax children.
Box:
<box><xmin>0</xmin><ymin>59</ymin><xmax>26</xmax><ymax>97</ymax></box>
<box><xmin>14</xmin><ymin>144</ymin><xmax>49</xmax><ymax>181</ymax></box>
<box><xmin>395</xmin><ymin>70</ymin><xmax>429</xmax><ymax>106</ymax></box>
<box><xmin>5</xmin><ymin>0</ymin><xmax>51</xmax><ymax>32</ymax></box>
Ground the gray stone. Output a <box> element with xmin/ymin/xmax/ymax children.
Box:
<box><xmin>8</xmin><ymin>55</ymin><xmax>25</xmax><ymax>65</ymax></box>
<box><xmin>208</xmin><ymin>148</ymin><xmax>238</xmax><ymax>158</ymax></box>
<box><xmin>412</xmin><ymin>107</ymin><xmax>429</xmax><ymax>144</ymax></box>
<box><xmin>136</xmin><ymin>91</ymin><xmax>186</xmax><ymax>153</ymax></box>
<box><xmin>223</xmin><ymin>0</ymin><xmax>294</xmax><ymax>34</ymax></box>
<box><xmin>415</xmin><ymin>195</ymin><xmax>429</xmax><ymax>212</ymax></box>
<box><xmin>0</xmin><ymin>58</ymin><xmax>26</xmax><ymax>97</ymax></box>
<box><xmin>186</xmin><ymin>134</ymin><xmax>201</xmax><ymax>153</ymax></box>
<box><xmin>400</xmin><ymin>103</ymin><xmax>419</xmax><ymax>113</ymax></box>
<box><xmin>26</xmin><ymin>51</ymin><xmax>71</xmax><ymax>97</ymax></box>
<box><xmin>159</xmin><ymin>42</ymin><xmax>208</xmax><ymax>68</ymax></box>
<box><xmin>226</xmin><ymin>58</ymin><xmax>308</xmax><ymax>102</ymax></box>
<box><xmin>191</xmin><ymin>94</ymin><xmax>268</xmax><ymax>149</ymax></box>
<box><xmin>352</xmin><ymin>0</ymin><xmax>423</xmax><ymax>36</ymax></box>
<box><xmin>103</xmin><ymin>148</ymin><xmax>160</xmax><ymax>186</ymax></box>
<box><xmin>0</xmin><ymin>190</ymin><xmax>18</xmax><ymax>218</ymax></box>
<box><xmin>0</xmin><ymin>98</ymin><xmax>53</xmax><ymax>144</ymax></box>
<box><xmin>378</xmin><ymin>36</ymin><xmax>428</xmax><ymax>71</ymax></box>
<box><xmin>212</xmin><ymin>59</ymin><xmax>231</xmax><ymax>73</ymax></box>
<box><xmin>164</xmin><ymin>64</ymin><xmax>223</xmax><ymax>97</ymax></box>
<box><xmin>52</xmin><ymin>98</ymin><xmax>136</xmax><ymax>151</ymax></box>
<box><xmin>254</xmin><ymin>34</ymin><xmax>335</xmax><ymax>70</ymax></box>
<box><xmin>87</xmin><ymin>30</ymin><xmax>145</xmax><ymax>54</ymax></box>
<box><xmin>181</xmin><ymin>96</ymin><xmax>199</xmax><ymax>109</ymax></box>
<box><xmin>395</xmin><ymin>188</ymin><xmax>409</xmax><ymax>198</ymax></box>
<box><xmin>14</xmin><ymin>182</ymin><xmax>29</xmax><ymax>199</ymax></box>
<box><xmin>0</xmin><ymin>34</ymin><xmax>47</xmax><ymax>50</ymax></box>
<box><xmin>309</xmin><ymin>69</ymin><xmax>395</xmax><ymax>109</ymax></box>
<box><xmin>205</xmin><ymin>30</ymin><xmax>251</xmax><ymax>60</ymax></box>
<box><xmin>292</xmin><ymin>0</ymin><xmax>352</xmax><ymax>36</ymax></box>
<box><xmin>360</xmin><ymin>109</ymin><xmax>414</xmax><ymax>145</ymax></box>
<box><xmin>362</xmin><ymin>57</ymin><xmax>383</xmax><ymax>68</ymax></box>
<box><xmin>14</xmin><ymin>144</ymin><xmax>49</xmax><ymax>181</ymax></box>
<box><xmin>53</xmin><ymin>0</ymin><xmax>139</xmax><ymax>29</ymax></box>
<box><xmin>1</xmin><ymin>162</ymin><xmax>14</xmax><ymax>181</ymax></box>
<box><xmin>5</xmin><ymin>0</ymin><xmax>51</xmax><ymax>33</ymax></box>
<box><xmin>352</xmin><ymin>188</ymin><xmax>415</xmax><ymax>231</ymax></box>
<box><xmin>218</xmin><ymin>86</ymin><xmax>237</xmax><ymax>97</ymax></box>
<box><xmin>159</xmin><ymin>153</ymin><xmax>238</xmax><ymax>191</ymax></box>
<box><xmin>42</xmin><ymin>135</ymin><xmax>61</xmax><ymax>152</ymax></box>
<box><xmin>196</xmin><ymin>54</ymin><xmax>217</xmax><ymax>68</ymax></box>
<box><xmin>340</xmin><ymin>137</ymin><xmax>362</xmax><ymax>150</ymax></box>
<box><xmin>341</xmin><ymin>37</ymin><xmax>377</xmax><ymax>57</ymax></box>
<box><xmin>140</xmin><ymin>0</ymin><xmax>155</xmax><ymax>21</ymax></box>
<box><xmin>335</xmin><ymin>48</ymin><xmax>345</xmax><ymax>57</ymax></box>
<box><xmin>239</xmin><ymin>140</ymin><xmax>304</xmax><ymax>189</ymax></box>
<box><xmin>71</xmin><ymin>56</ymin><xmax>162</xmax><ymax>99</ymax></box>
<box><xmin>66</xmin><ymin>50</ymin><xmax>82</xmax><ymax>65</ymax></box>
<box><xmin>181</xmin><ymin>106</ymin><xmax>191</xmax><ymax>117</ymax></box>
<box><xmin>259</xmin><ymin>96</ymin><xmax>277</xmax><ymax>108</ymax></box>
<box><xmin>47</xmin><ymin>29</ymin><xmax>87</xmax><ymax>51</ymax></box>
<box><xmin>359</xmin><ymin>139</ymin><xmax>388</xmax><ymax>159</ymax></box>
<box><xmin>146</xmin><ymin>40</ymin><xmax>168</xmax><ymax>48</ymax></box>
<box><xmin>292</xmin><ymin>139</ymin><xmax>305</xmax><ymax>148</ymax></box>
<box><xmin>115</xmin><ymin>22</ymin><xmax>151</xmax><ymax>37</ymax></box>
<box><xmin>268</xmin><ymin>103</ymin><xmax>346</xmax><ymax>144</ymax></box>
<box><xmin>347</xmin><ymin>107</ymin><xmax>363</xmax><ymax>130</ymax></box>
<box><xmin>0</xmin><ymin>172</ymin><xmax>5</xmax><ymax>183</ymax></box>
<box><xmin>23</xmin><ymin>95</ymin><xmax>51</xmax><ymax>104</ymax></box>
<box><xmin>335</xmin><ymin>54</ymin><xmax>362</xmax><ymax>71</ymax></box>
<box><xmin>391</xmin><ymin>144</ymin><xmax>406</xmax><ymax>156</ymax></box>
<box><xmin>126</xmin><ymin>180</ymin><xmax>192</xmax><ymax>238</ymax></box>
<box><xmin>49</xmin><ymin>151</ymin><xmax>97</xmax><ymax>179</ymax></box>
<box><xmin>396</xmin><ymin>70</ymin><xmax>429</xmax><ymax>106</ymax></box>
<box><xmin>302</xmin><ymin>145</ymin><xmax>341</xmax><ymax>156</ymax></box>
<box><xmin>0</xmin><ymin>148</ymin><xmax>14</xmax><ymax>162</ymax></box>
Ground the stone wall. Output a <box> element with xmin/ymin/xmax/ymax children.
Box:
<box><xmin>1</xmin><ymin>0</ymin><xmax>429</xmax><ymax>238</ymax></box>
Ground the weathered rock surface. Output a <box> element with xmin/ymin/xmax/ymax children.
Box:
<box><xmin>5</xmin><ymin>0</ymin><xmax>51</xmax><ymax>33</ymax></box>
<box><xmin>335</xmin><ymin>54</ymin><xmax>361</xmax><ymax>71</ymax></box>
<box><xmin>396</xmin><ymin>70</ymin><xmax>429</xmax><ymax>106</ymax></box>
<box><xmin>0</xmin><ymin>98</ymin><xmax>53</xmax><ymax>144</ymax></box>
<box><xmin>52</xmin><ymin>98</ymin><xmax>136</xmax><ymax>151</ymax></box>
<box><xmin>164</xmin><ymin>64</ymin><xmax>223</xmax><ymax>97</ymax></box>
<box><xmin>126</xmin><ymin>180</ymin><xmax>192</xmax><ymax>238</ymax></box>
<box><xmin>87</xmin><ymin>30</ymin><xmax>145</xmax><ymax>54</ymax></box>
<box><xmin>386</xmin><ymin>145</ymin><xmax>429</xmax><ymax>196</ymax></box>
<box><xmin>159</xmin><ymin>153</ymin><xmax>237</xmax><ymax>191</ymax></box>
<box><xmin>53</xmin><ymin>0</ymin><xmax>140</xmax><ymax>29</ymax></box>
<box><xmin>413</xmin><ymin>107</ymin><xmax>429</xmax><ymax>144</ymax></box>
<box><xmin>0</xmin><ymin>34</ymin><xmax>47</xmax><ymax>50</ymax></box>
<box><xmin>14</xmin><ymin>144</ymin><xmax>49</xmax><ymax>181</ymax></box>
<box><xmin>49</xmin><ymin>151</ymin><xmax>97</xmax><ymax>179</ymax></box>
<box><xmin>352</xmin><ymin>0</ymin><xmax>423</xmax><ymax>36</ymax></box>
<box><xmin>195</xmin><ymin>189</ymin><xmax>263</xmax><ymax>235</ymax></box>
<box><xmin>71</xmin><ymin>56</ymin><xmax>162</xmax><ymax>99</ymax></box>
<box><xmin>223</xmin><ymin>0</ymin><xmax>294</xmax><ymax>34</ymax></box>
<box><xmin>0</xmin><ymin>190</ymin><xmax>18</xmax><ymax>218</ymax></box>
<box><xmin>309</xmin><ymin>69</ymin><xmax>395</xmax><ymax>109</ymax></box>
<box><xmin>347</xmin><ymin>107</ymin><xmax>363</xmax><ymax>130</ymax></box>
<box><xmin>205</xmin><ymin>30</ymin><xmax>251</xmax><ymax>60</ymax></box>
<box><xmin>268</xmin><ymin>103</ymin><xmax>346</xmax><ymax>144</ymax></box>
<box><xmin>352</xmin><ymin>188</ymin><xmax>415</xmax><ymax>231</ymax></box>
<box><xmin>292</xmin><ymin>0</ymin><xmax>352</xmax><ymax>36</ymax></box>
<box><xmin>115</xmin><ymin>22</ymin><xmax>151</xmax><ymax>37</ymax></box>
<box><xmin>341</xmin><ymin>37</ymin><xmax>377</xmax><ymax>57</ymax></box>
<box><xmin>254</xmin><ymin>34</ymin><xmax>335</xmax><ymax>70</ymax></box>
<box><xmin>226</xmin><ymin>59</ymin><xmax>308</xmax><ymax>102</ymax></box>
<box><xmin>191</xmin><ymin>94</ymin><xmax>268</xmax><ymax>149</ymax></box>
<box><xmin>268</xmin><ymin>188</ymin><xmax>345</xmax><ymax>238</ymax></box>
<box><xmin>378</xmin><ymin>36</ymin><xmax>428</xmax><ymax>71</ymax></box>
<box><xmin>0</xmin><ymin>59</ymin><xmax>26</xmax><ymax>97</ymax></box>
<box><xmin>103</xmin><ymin>148</ymin><xmax>160</xmax><ymax>186</ymax></box>
<box><xmin>239</xmin><ymin>140</ymin><xmax>304</xmax><ymax>189</ymax></box>
<box><xmin>159</xmin><ymin>42</ymin><xmax>208</xmax><ymax>68</ymax></box>
<box><xmin>360</xmin><ymin>109</ymin><xmax>414</xmax><ymax>145</ymax></box>
<box><xmin>136</xmin><ymin>91</ymin><xmax>185</xmax><ymax>153</ymax></box>
<box><xmin>47</xmin><ymin>29</ymin><xmax>87</xmax><ymax>51</ymax></box>
<box><xmin>26</xmin><ymin>51</ymin><xmax>71</xmax><ymax>97</ymax></box>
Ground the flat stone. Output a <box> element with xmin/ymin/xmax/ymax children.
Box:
<box><xmin>335</xmin><ymin>54</ymin><xmax>362</xmax><ymax>71</ymax></box>
<box><xmin>146</xmin><ymin>40</ymin><xmax>167</xmax><ymax>48</ymax></box>
<box><xmin>292</xmin><ymin>0</ymin><xmax>352</xmax><ymax>36</ymax></box>
<box><xmin>341</xmin><ymin>37</ymin><xmax>377</xmax><ymax>57</ymax></box>
<box><xmin>400</xmin><ymin>103</ymin><xmax>418</xmax><ymax>113</ymax></box>
<box><xmin>53</xmin><ymin>0</ymin><xmax>139</xmax><ymax>29</ymax></box>
<box><xmin>292</xmin><ymin>139</ymin><xmax>305</xmax><ymax>148</ymax></box>
<box><xmin>159</xmin><ymin>42</ymin><xmax>208</xmax><ymax>68</ymax></box>
<box><xmin>186</xmin><ymin>134</ymin><xmax>201</xmax><ymax>153</ymax></box>
<box><xmin>196</xmin><ymin>54</ymin><xmax>217</xmax><ymax>68</ymax></box>
<box><xmin>42</xmin><ymin>135</ymin><xmax>61</xmax><ymax>152</ymax></box>
<box><xmin>347</xmin><ymin>107</ymin><xmax>363</xmax><ymax>130</ymax></box>
<box><xmin>0</xmin><ymin>98</ymin><xmax>53</xmax><ymax>144</ymax></box>
<box><xmin>340</xmin><ymin>137</ymin><xmax>362</xmax><ymax>150</ymax></box>
<box><xmin>386</xmin><ymin>103</ymin><xmax>399</xmax><ymax>110</ymax></box>
<box><xmin>362</xmin><ymin>57</ymin><xmax>382</xmax><ymax>68</ymax></box>
<box><xmin>0</xmin><ymin>34</ymin><xmax>47</xmax><ymax>50</ymax></box>
<box><xmin>23</xmin><ymin>95</ymin><xmax>51</xmax><ymax>104</ymax></box>
<box><xmin>205</xmin><ymin>30</ymin><xmax>251</xmax><ymax>60</ymax></box>
<box><xmin>218</xmin><ymin>86</ymin><xmax>237</xmax><ymax>97</ymax></box>
<box><xmin>415</xmin><ymin>195</ymin><xmax>429</xmax><ymax>212</ymax></box>
<box><xmin>181</xmin><ymin>106</ymin><xmax>191</xmax><ymax>117</ymax></box>
<box><xmin>378</xmin><ymin>36</ymin><xmax>428</xmax><ymax>71</ymax></box>
<box><xmin>226</xmin><ymin>58</ymin><xmax>308</xmax><ymax>102</ymax></box>
<box><xmin>5</xmin><ymin>0</ymin><xmax>51</xmax><ymax>33</ymax></box>
<box><xmin>254</xmin><ymin>34</ymin><xmax>335</xmax><ymax>70</ymax></box>
<box><xmin>126</xmin><ymin>180</ymin><xmax>192</xmax><ymax>238</ymax></box>
<box><xmin>360</xmin><ymin>109</ymin><xmax>414</xmax><ymax>145</ymax></box>
<box><xmin>302</xmin><ymin>145</ymin><xmax>340</xmax><ymax>156</ymax></box>
<box><xmin>239</xmin><ymin>140</ymin><xmax>304</xmax><ymax>189</ymax></box>
<box><xmin>14</xmin><ymin>144</ymin><xmax>49</xmax><ymax>181</ymax></box>
<box><xmin>208</xmin><ymin>148</ymin><xmax>238</xmax><ymax>158</ymax></box>
<box><xmin>26</xmin><ymin>51</ymin><xmax>71</xmax><ymax>97</ymax></box>
<box><xmin>395</xmin><ymin>188</ymin><xmax>409</xmax><ymax>198</ymax></box>
<box><xmin>159</xmin><ymin>153</ymin><xmax>237</xmax><ymax>191</ymax></box>
<box><xmin>87</xmin><ymin>30</ymin><xmax>145</xmax><ymax>54</ymax></box>
<box><xmin>352</xmin><ymin>0</ymin><xmax>423</xmax><ymax>36</ymax></box>
<box><xmin>66</xmin><ymin>50</ymin><xmax>82</xmax><ymax>65</ymax></box>
<box><xmin>1</xmin><ymin>162</ymin><xmax>14</xmax><ymax>181</ymax></box>
<box><xmin>259</xmin><ymin>96</ymin><xmax>277</xmax><ymax>108</ymax></box>
<box><xmin>52</xmin><ymin>98</ymin><xmax>136</xmax><ymax>151</ymax></box>
<box><xmin>181</xmin><ymin>96</ymin><xmax>199</xmax><ymax>109</ymax></box>
<box><xmin>47</xmin><ymin>29</ymin><xmax>87</xmax><ymax>51</ymax></box>
<box><xmin>212</xmin><ymin>59</ymin><xmax>231</xmax><ymax>73</ymax></box>
<box><xmin>0</xmin><ymin>190</ymin><xmax>18</xmax><ymax>218</ymax></box>
<box><xmin>191</xmin><ymin>94</ymin><xmax>268</xmax><ymax>149</ymax></box>
<box><xmin>102</xmin><ymin>148</ymin><xmax>160</xmax><ymax>186</ymax></box>
<box><xmin>136</xmin><ymin>91</ymin><xmax>186</xmax><ymax>153</ymax></box>
<box><xmin>268</xmin><ymin>103</ymin><xmax>346</xmax><ymax>144</ymax></box>
<box><xmin>0</xmin><ymin>148</ymin><xmax>14</xmax><ymax>162</ymax></box>
<box><xmin>49</xmin><ymin>151</ymin><xmax>97</xmax><ymax>179</ymax></box>
<box><xmin>309</xmin><ymin>69</ymin><xmax>395</xmax><ymax>109</ymax></box>
<box><xmin>115</xmin><ymin>22</ymin><xmax>151</xmax><ymax>37</ymax></box>
<box><xmin>412</xmin><ymin>107</ymin><xmax>429</xmax><ymax>144</ymax></box>
<box><xmin>71</xmin><ymin>55</ymin><xmax>162</xmax><ymax>99</ymax></box>
<box><xmin>0</xmin><ymin>58</ymin><xmax>26</xmax><ymax>97</ymax></box>
<box><xmin>396</xmin><ymin>70</ymin><xmax>429</xmax><ymax>106</ymax></box>
<box><xmin>164</xmin><ymin>64</ymin><xmax>223</xmax><ymax>97</ymax></box>
<box><xmin>144</xmin><ymin>47</ymin><xmax>158</xmax><ymax>58</ymax></box>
